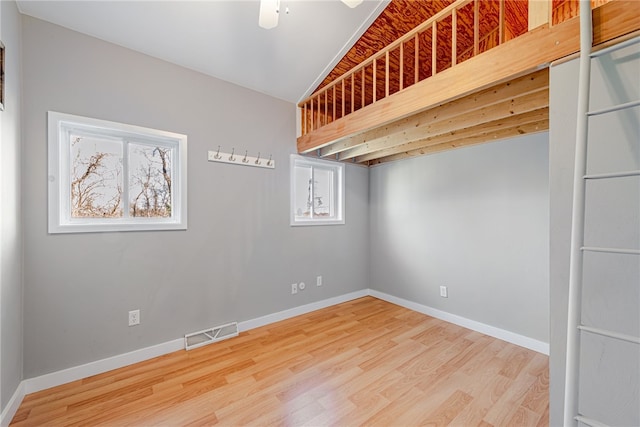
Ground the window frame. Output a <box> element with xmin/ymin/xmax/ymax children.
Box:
<box><xmin>48</xmin><ymin>111</ymin><xmax>188</xmax><ymax>234</ymax></box>
<box><xmin>290</xmin><ymin>154</ymin><xmax>345</xmax><ymax>226</ymax></box>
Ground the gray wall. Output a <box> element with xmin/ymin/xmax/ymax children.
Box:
<box><xmin>369</xmin><ymin>134</ymin><xmax>550</xmax><ymax>343</ymax></box>
<box><xmin>0</xmin><ymin>0</ymin><xmax>23</xmax><ymax>412</ymax></box>
<box><xmin>21</xmin><ymin>16</ymin><xmax>369</xmax><ymax>379</ymax></box>
<box><xmin>549</xmin><ymin>43</ymin><xmax>639</xmax><ymax>426</ymax></box>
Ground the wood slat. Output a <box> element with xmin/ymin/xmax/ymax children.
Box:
<box><xmin>320</xmin><ymin>68</ymin><xmax>548</xmax><ymax>158</ymax></box>
<box><xmin>368</xmin><ymin>118</ymin><xmax>549</xmax><ymax>165</ymax></box>
<box><xmin>337</xmin><ymin>76</ymin><xmax>548</xmax><ymax>161</ymax></box>
<box><xmin>10</xmin><ymin>297</ymin><xmax>549</xmax><ymax>426</ymax></box>
<box><xmin>297</xmin><ymin>0</ymin><xmax>639</xmax><ymax>157</ymax></box>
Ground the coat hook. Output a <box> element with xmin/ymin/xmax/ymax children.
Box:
<box><xmin>267</xmin><ymin>154</ymin><xmax>273</xmax><ymax>166</ymax></box>
<box><xmin>242</xmin><ymin>150</ymin><xmax>249</xmax><ymax>163</ymax></box>
<box><xmin>255</xmin><ymin>152</ymin><xmax>261</xmax><ymax>165</ymax></box>
<box><xmin>229</xmin><ymin>148</ymin><xmax>236</xmax><ymax>161</ymax></box>
<box><xmin>214</xmin><ymin>145</ymin><xmax>222</xmax><ymax>160</ymax></box>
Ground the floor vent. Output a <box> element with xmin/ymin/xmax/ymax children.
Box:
<box><xmin>184</xmin><ymin>321</ymin><xmax>238</xmax><ymax>351</ymax></box>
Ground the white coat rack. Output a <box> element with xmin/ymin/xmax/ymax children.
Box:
<box><xmin>208</xmin><ymin>146</ymin><xmax>275</xmax><ymax>169</ymax></box>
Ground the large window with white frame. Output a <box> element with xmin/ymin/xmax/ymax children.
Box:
<box><xmin>290</xmin><ymin>154</ymin><xmax>344</xmax><ymax>226</ymax></box>
<box><xmin>48</xmin><ymin>111</ymin><xmax>187</xmax><ymax>233</ymax></box>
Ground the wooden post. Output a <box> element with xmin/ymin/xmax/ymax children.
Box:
<box><xmin>373</xmin><ymin>58</ymin><xmax>377</xmax><ymax>103</ymax></box>
<box><xmin>341</xmin><ymin>79</ymin><xmax>345</xmax><ymax>117</ymax></box>
<box><xmin>529</xmin><ymin>0</ymin><xmax>551</xmax><ymax>31</ymax></box>
<box><xmin>474</xmin><ymin>0</ymin><xmax>479</xmax><ymax>55</ymax></box>
<box><xmin>351</xmin><ymin>74</ymin><xmax>355</xmax><ymax>113</ymax></box>
<box><xmin>332</xmin><ymin>85</ymin><xmax>336</xmax><ymax>122</ymax></box>
<box><xmin>400</xmin><ymin>42</ymin><xmax>404</xmax><ymax>90</ymax></box>
<box><xmin>499</xmin><ymin>0</ymin><xmax>505</xmax><ymax>44</ymax></box>
<box><xmin>452</xmin><ymin>8</ymin><xmax>457</xmax><ymax>66</ymax></box>
<box><xmin>414</xmin><ymin>34</ymin><xmax>419</xmax><ymax>83</ymax></box>
<box><xmin>385</xmin><ymin>51</ymin><xmax>390</xmax><ymax>98</ymax></box>
<box><xmin>432</xmin><ymin>21</ymin><xmax>437</xmax><ymax>76</ymax></box>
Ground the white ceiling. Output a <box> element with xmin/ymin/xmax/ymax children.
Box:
<box><xmin>17</xmin><ymin>0</ymin><xmax>387</xmax><ymax>103</ymax></box>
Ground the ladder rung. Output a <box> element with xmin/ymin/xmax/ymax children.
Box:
<box><xmin>582</xmin><ymin>246</ymin><xmax>640</xmax><ymax>255</ymax></box>
<box><xmin>587</xmin><ymin>100</ymin><xmax>640</xmax><ymax>116</ymax></box>
<box><xmin>584</xmin><ymin>170</ymin><xmax>640</xmax><ymax>180</ymax></box>
<box><xmin>579</xmin><ymin>325</ymin><xmax>640</xmax><ymax>345</ymax></box>
<box><xmin>575</xmin><ymin>415</ymin><xmax>610</xmax><ymax>427</ymax></box>
<box><xmin>590</xmin><ymin>36</ymin><xmax>640</xmax><ymax>58</ymax></box>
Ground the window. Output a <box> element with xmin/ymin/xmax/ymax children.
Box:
<box><xmin>290</xmin><ymin>154</ymin><xmax>344</xmax><ymax>226</ymax></box>
<box><xmin>48</xmin><ymin>111</ymin><xmax>187</xmax><ymax>233</ymax></box>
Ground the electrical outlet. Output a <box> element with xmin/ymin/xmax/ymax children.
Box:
<box><xmin>317</xmin><ymin>275</ymin><xmax>323</xmax><ymax>286</ymax></box>
<box><xmin>128</xmin><ymin>309</ymin><xmax>140</xmax><ymax>326</ymax></box>
<box><xmin>439</xmin><ymin>286</ymin><xmax>448</xmax><ymax>298</ymax></box>
<box><xmin>291</xmin><ymin>283</ymin><xmax>298</xmax><ymax>294</ymax></box>
<box><xmin>299</xmin><ymin>282</ymin><xmax>306</xmax><ymax>290</ymax></box>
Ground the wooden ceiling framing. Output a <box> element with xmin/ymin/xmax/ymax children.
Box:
<box><xmin>297</xmin><ymin>0</ymin><xmax>638</xmax><ymax>166</ymax></box>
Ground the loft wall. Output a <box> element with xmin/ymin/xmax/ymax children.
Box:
<box><xmin>0</xmin><ymin>0</ymin><xmax>23</xmax><ymax>413</ymax></box>
<box><xmin>21</xmin><ymin>16</ymin><xmax>369</xmax><ymax>379</ymax></box>
<box><xmin>549</xmin><ymin>41</ymin><xmax>639</xmax><ymax>426</ymax></box>
<box><xmin>369</xmin><ymin>134</ymin><xmax>550</xmax><ymax>343</ymax></box>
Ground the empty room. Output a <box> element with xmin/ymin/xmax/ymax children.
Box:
<box><xmin>1</xmin><ymin>0</ymin><xmax>638</xmax><ymax>426</ymax></box>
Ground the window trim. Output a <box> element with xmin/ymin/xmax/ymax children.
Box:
<box><xmin>48</xmin><ymin>111</ymin><xmax>188</xmax><ymax>234</ymax></box>
<box><xmin>290</xmin><ymin>154</ymin><xmax>345</xmax><ymax>226</ymax></box>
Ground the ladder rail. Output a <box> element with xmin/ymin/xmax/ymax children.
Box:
<box><xmin>588</xmin><ymin>99</ymin><xmax>640</xmax><ymax>116</ymax></box>
<box><xmin>578</xmin><ymin>325</ymin><xmax>640</xmax><ymax>345</ymax></box>
<box><xmin>564</xmin><ymin>1</ymin><xmax>593</xmax><ymax>425</ymax></box>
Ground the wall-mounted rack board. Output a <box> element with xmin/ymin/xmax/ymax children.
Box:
<box><xmin>208</xmin><ymin>147</ymin><xmax>275</xmax><ymax>169</ymax></box>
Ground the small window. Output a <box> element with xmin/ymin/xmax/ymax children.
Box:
<box><xmin>290</xmin><ymin>154</ymin><xmax>344</xmax><ymax>226</ymax></box>
<box><xmin>48</xmin><ymin>111</ymin><xmax>187</xmax><ymax>233</ymax></box>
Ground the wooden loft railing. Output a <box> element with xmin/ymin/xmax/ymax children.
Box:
<box><xmin>299</xmin><ymin>0</ymin><xmax>518</xmax><ymax>136</ymax></box>
<box><xmin>297</xmin><ymin>0</ymin><xmax>639</xmax><ymax>165</ymax></box>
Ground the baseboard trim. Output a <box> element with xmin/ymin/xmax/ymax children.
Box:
<box><xmin>5</xmin><ymin>287</ymin><xmax>547</xmax><ymax>424</ymax></box>
<box><xmin>1</xmin><ymin>381</ymin><xmax>24</xmax><ymax>427</ymax></box>
<box><xmin>369</xmin><ymin>289</ymin><xmax>549</xmax><ymax>355</ymax></box>
<box><xmin>237</xmin><ymin>289</ymin><xmax>370</xmax><ymax>332</ymax></box>
<box><xmin>23</xmin><ymin>338</ymin><xmax>184</xmax><ymax>395</ymax></box>
<box><xmin>19</xmin><ymin>289</ymin><xmax>371</xmax><ymax>398</ymax></box>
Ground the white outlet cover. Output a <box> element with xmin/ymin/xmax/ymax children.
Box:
<box><xmin>299</xmin><ymin>282</ymin><xmax>306</xmax><ymax>290</ymax></box>
<box><xmin>439</xmin><ymin>286</ymin><xmax>448</xmax><ymax>298</ymax></box>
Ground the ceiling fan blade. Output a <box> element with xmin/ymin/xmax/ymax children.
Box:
<box><xmin>259</xmin><ymin>0</ymin><xmax>280</xmax><ymax>29</ymax></box>
<box><xmin>341</xmin><ymin>0</ymin><xmax>363</xmax><ymax>8</ymax></box>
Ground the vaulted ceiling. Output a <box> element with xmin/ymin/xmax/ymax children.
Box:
<box><xmin>16</xmin><ymin>0</ymin><xmax>388</xmax><ymax>103</ymax></box>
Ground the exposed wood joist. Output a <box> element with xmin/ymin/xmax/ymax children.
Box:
<box><xmin>297</xmin><ymin>0</ymin><xmax>639</xmax><ymax>164</ymax></box>
<box><xmin>322</xmin><ymin>69</ymin><xmax>549</xmax><ymax>161</ymax></box>
<box><xmin>367</xmin><ymin>113</ymin><xmax>549</xmax><ymax>165</ymax></box>
<box><xmin>347</xmin><ymin>89</ymin><xmax>548</xmax><ymax>162</ymax></box>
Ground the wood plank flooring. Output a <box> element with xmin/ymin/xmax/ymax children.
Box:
<box><xmin>11</xmin><ymin>297</ymin><xmax>549</xmax><ymax>426</ymax></box>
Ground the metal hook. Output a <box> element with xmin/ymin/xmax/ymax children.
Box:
<box><xmin>267</xmin><ymin>154</ymin><xmax>273</xmax><ymax>166</ymax></box>
<box><xmin>255</xmin><ymin>152</ymin><xmax>261</xmax><ymax>165</ymax></box>
<box><xmin>214</xmin><ymin>145</ymin><xmax>222</xmax><ymax>160</ymax></box>
<box><xmin>242</xmin><ymin>150</ymin><xmax>249</xmax><ymax>163</ymax></box>
<box><xmin>229</xmin><ymin>148</ymin><xmax>236</xmax><ymax>161</ymax></box>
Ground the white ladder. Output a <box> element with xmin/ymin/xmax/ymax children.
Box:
<box><xmin>563</xmin><ymin>1</ymin><xmax>640</xmax><ymax>426</ymax></box>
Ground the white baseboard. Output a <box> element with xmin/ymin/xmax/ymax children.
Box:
<box><xmin>369</xmin><ymin>289</ymin><xmax>549</xmax><ymax>355</ymax></box>
<box><xmin>3</xmin><ymin>287</ymin><xmax>548</xmax><ymax>425</ymax></box>
<box><xmin>17</xmin><ymin>289</ymin><xmax>370</xmax><ymax>398</ymax></box>
<box><xmin>237</xmin><ymin>289</ymin><xmax>369</xmax><ymax>332</ymax></box>
<box><xmin>23</xmin><ymin>338</ymin><xmax>184</xmax><ymax>395</ymax></box>
<box><xmin>1</xmin><ymin>381</ymin><xmax>24</xmax><ymax>427</ymax></box>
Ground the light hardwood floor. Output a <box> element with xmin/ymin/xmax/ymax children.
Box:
<box><xmin>11</xmin><ymin>297</ymin><xmax>549</xmax><ymax>426</ymax></box>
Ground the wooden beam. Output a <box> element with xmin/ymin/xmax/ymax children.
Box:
<box><xmin>369</xmin><ymin>118</ymin><xmax>549</xmax><ymax>165</ymax></box>
<box><xmin>340</xmin><ymin>88</ymin><xmax>548</xmax><ymax>160</ymax></box>
<box><xmin>359</xmin><ymin>107</ymin><xmax>549</xmax><ymax>163</ymax></box>
<box><xmin>297</xmin><ymin>0</ymin><xmax>639</xmax><ymax>154</ymax></box>
<box><xmin>319</xmin><ymin>69</ymin><xmax>548</xmax><ymax>158</ymax></box>
<box><xmin>529</xmin><ymin>0</ymin><xmax>551</xmax><ymax>31</ymax></box>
